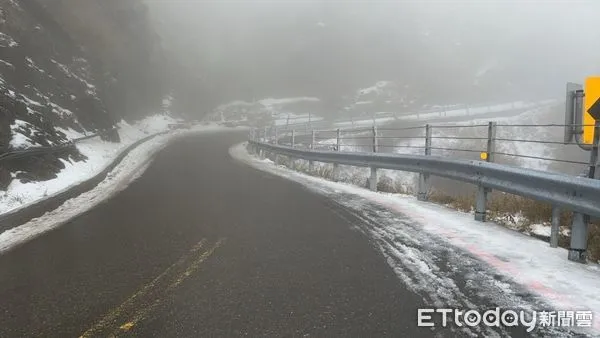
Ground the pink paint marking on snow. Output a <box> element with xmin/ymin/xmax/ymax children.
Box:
<box><xmin>370</xmin><ymin>194</ymin><xmax>600</xmax><ymax>332</ymax></box>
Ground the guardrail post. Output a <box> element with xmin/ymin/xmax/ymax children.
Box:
<box><xmin>550</xmin><ymin>206</ymin><xmax>560</xmax><ymax>248</ymax></box>
<box><xmin>569</xmin><ymin>213</ymin><xmax>588</xmax><ymax>263</ymax></box>
<box><xmin>568</xmin><ymin>120</ymin><xmax>599</xmax><ymax>263</ymax></box>
<box><xmin>417</xmin><ymin>124</ymin><xmax>432</xmax><ymax>201</ymax></box>
<box><xmin>369</xmin><ymin>125</ymin><xmax>378</xmax><ymax>191</ymax></box>
<box><xmin>475</xmin><ymin>121</ymin><xmax>496</xmax><ymax>222</ymax></box>
<box><xmin>333</xmin><ymin>128</ymin><xmax>341</xmax><ymax>181</ymax></box>
<box><xmin>309</xmin><ymin>130</ymin><xmax>315</xmax><ymax>172</ymax></box>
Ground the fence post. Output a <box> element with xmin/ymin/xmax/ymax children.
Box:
<box><xmin>475</xmin><ymin>121</ymin><xmax>496</xmax><ymax>222</ymax></box>
<box><xmin>248</xmin><ymin>128</ymin><xmax>253</xmax><ymax>154</ymax></box>
<box><xmin>309</xmin><ymin>130</ymin><xmax>315</xmax><ymax>172</ymax></box>
<box><xmin>550</xmin><ymin>206</ymin><xmax>560</xmax><ymax>248</ymax></box>
<box><xmin>568</xmin><ymin>120</ymin><xmax>599</xmax><ymax>263</ymax></box>
<box><xmin>417</xmin><ymin>124</ymin><xmax>432</xmax><ymax>201</ymax></box>
<box><xmin>257</xmin><ymin>127</ymin><xmax>265</xmax><ymax>159</ymax></box>
<box><xmin>289</xmin><ymin>129</ymin><xmax>295</xmax><ymax>170</ymax></box>
<box><xmin>291</xmin><ymin>129</ymin><xmax>295</xmax><ymax>148</ymax></box>
<box><xmin>333</xmin><ymin>128</ymin><xmax>341</xmax><ymax>181</ymax></box>
<box><xmin>369</xmin><ymin>125</ymin><xmax>378</xmax><ymax>191</ymax></box>
<box><xmin>274</xmin><ymin>126</ymin><xmax>280</xmax><ymax>165</ymax></box>
<box><xmin>252</xmin><ymin>128</ymin><xmax>260</xmax><ymax>154</ymax></box>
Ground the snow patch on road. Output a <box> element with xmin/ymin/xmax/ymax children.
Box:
<box><xmin>232</xmin><ymin>142</ymin><xmax>599</xmax><ymax>337</ymax></box>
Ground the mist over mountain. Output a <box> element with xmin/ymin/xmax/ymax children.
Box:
<box><xmin>147</xmin><ymin>0</ymin><xmax>600</xmax><ymax>115</ymax></box>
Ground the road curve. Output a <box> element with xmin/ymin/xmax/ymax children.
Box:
<box><xmin>0</xmin><ymin>131</ymin><xmax>446</xmax><ymax>337</ymax></box>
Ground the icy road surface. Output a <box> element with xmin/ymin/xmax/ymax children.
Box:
<box><xmin>231</xmin><ymin>142</ymin><xmax>600</xmax><ymax>337</ymax></box>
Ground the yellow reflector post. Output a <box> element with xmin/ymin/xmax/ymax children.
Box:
<box><xmin>583</xmin><ymin>77</ymin><xmax>600</xmax><ymax>144</ymax></box>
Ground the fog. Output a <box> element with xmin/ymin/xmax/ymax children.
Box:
<box><xmin>146</xmin><ymin>0</ymin><xmax>600</xmax><ymax>112</ymax></box>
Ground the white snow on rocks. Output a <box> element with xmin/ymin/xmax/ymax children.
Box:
<box><xmin>9</xmin><ymin>120</ymin><xmax>41</xmax><ymax>148</ymax></box>
<box><xmin>0</xmin><ymin>122</ymin><xmax>237</xmax><ymax>253</ymax></box>
<box><xmin>2</xmin><ymin>114</ymin><xmax>177</xmax><ymax>214</ymax></box>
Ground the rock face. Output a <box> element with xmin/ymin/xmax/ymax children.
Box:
<box><xmin>0</xmin><ymin>0</ymin><xmax>167</xmax><ymax>189</ymax></box>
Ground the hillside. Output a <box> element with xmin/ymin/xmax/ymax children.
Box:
<box><xmin>0</xmin><ymin>0</ymin><xmax>169</xmax><ymax>189</ymax></box>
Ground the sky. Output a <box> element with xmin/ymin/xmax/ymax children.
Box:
<box><xmin>145</xmin><ymin>0</ymin><xmax>600</xmax><ymax>107</ymax></box>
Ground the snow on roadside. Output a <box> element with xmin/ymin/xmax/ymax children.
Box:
<box><xmin>332</xmin><ymin>99</ymin><xmax>554</xmax><ymax>129</ymax></box>
<box><xmin>258</xmin><ymin>96</ymin><xmax>319</xmax><ymax>107</ymax></box>
<box><xmin>232</xmin><ymin>143</ymin><xmax>600</xmax><ymax>337</ymax></box>
<box><xmin>0</xmin><ymin>123</ymin><xmax>237</xmax><ymax>253</ymax></box>
<box><xmin>274</xmin><ymin>113</ymin><xmax>324</xmax><ymax>126</ymax></box>
<box><xmin>215</xmin><ymin>97</ymin><xmax>320</xmax><ymax>111</ymax></box>
<box><xmin>530</xmin><ymin>223</ymin><xmax>552</xmax><ymax>237</ymax></box>
<box><xmin>2</xmin><ymin>115</ymin><xmax>202</xmax><ymax>215</ymax></box>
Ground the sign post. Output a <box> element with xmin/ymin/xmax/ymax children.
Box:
<box><xmin>568</xmin><ymin>97</ymin><xmax>600</xmax><ymax>263</ymax></box>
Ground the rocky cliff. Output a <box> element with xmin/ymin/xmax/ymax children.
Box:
<box><xmin>0</xmin><ymin>0</ymin><xmax>168</xmax><ymax>189</ymax></box>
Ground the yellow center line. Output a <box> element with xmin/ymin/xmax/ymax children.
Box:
<box><xmin>112</xmin><ymin>238</ymin><xmax>227</xmax><ymax>335</ymax></box>
<box><xmin>79</xmin><ymin>237</ymin><xmax>224</xmax><ymax>338</ymax></box>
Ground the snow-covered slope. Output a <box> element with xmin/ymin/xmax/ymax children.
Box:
<box><xmin>207</xmin><ymin>96</ymin><xmax>322</xmax><ymax>125</ymax></box>
<box><xmin>0</xmin><ymin>114</ymin><xmax>181</xmax><ymax>214</ymax></box>
<box><xmin>0</xmin><ymin>122</ymin><xmax>238</xmax><ymax>253</ymax></box>
<box><xmin>0</xmin><ymin>0</ymin><xmax>172</xmax><ymax>191</ymax></box>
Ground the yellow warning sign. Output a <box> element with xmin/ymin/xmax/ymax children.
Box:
<box><xmin>583</xmin><ymin>77</ymin><xmax>600</xmax><ymax>144</ymax></box>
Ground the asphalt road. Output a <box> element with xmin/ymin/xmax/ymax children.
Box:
<box><xmin>0</xmin><ymin>131</ymin><xmax>548</xmax><ymax>337</ymax></box>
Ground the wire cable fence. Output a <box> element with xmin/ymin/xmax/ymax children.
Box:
<box><xmin>255</xmin><ymin>119</ymin><xmax>596</xmax><ymax>176</ymax></box>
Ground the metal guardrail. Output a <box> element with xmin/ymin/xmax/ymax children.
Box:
<box><xmin>248</xmin><ymin>115</ymin><xmax>600</xmax><ymax>263</ymax></box>
<box><xmin>250</xmin><ymin>141</ymin><xmax>600</xmax><ymax>217</ymax></box>
<box><xmin>0</xmin><ymin>127</ymin><xmax>118</xmax><ymax>162</ymax></box>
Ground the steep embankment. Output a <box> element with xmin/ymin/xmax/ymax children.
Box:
<box><xmin>0</xmin><ymin>0</ymin><xmax>166</xmax><ymax>189</ymax></box>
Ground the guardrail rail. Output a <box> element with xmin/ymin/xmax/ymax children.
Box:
<box><xmin>248</xmin><ymin>117</ymin><xmax>600</xmax><ymax>264</ymax></box>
